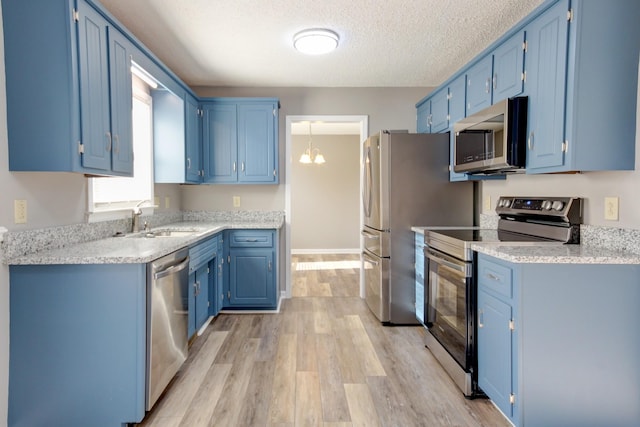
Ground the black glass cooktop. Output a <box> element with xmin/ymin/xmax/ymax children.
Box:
<box><xmin>430</xmin><ymin>228</ymin><xmax>551</xmax><ymax>243</ymax></box>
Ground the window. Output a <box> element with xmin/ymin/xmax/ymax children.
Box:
<box><xmin>87</xmin><ymin>76</ymin><xmax>154</xmax><ymax>222</ymax></box>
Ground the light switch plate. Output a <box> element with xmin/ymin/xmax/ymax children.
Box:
<box><xmin>604</xmin><ymin>197</ymin><xmax>619</xmax><ymax>221</ymax></box>
<box><xmin>233</xmin><ymin>196</ymin><xmax>241</xmax><ymax>208</ymax></box>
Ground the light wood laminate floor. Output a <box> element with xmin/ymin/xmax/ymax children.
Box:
<box><xmin>137</xmin><ymin>254</ymin><xmax>510</xmax><ymax>427</ymax></box>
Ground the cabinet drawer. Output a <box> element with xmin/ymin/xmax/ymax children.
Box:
<box><xmin>478</xmin><ymin>257</ymin><xmax>512</xmax><ymax>299</ymax></box>
<box><xmin>189</xmin><ymin>236</ymin><xmax>218</xmax><ymax>271</ymax></box>
<box><xmin>229</xmin><ymin>230</ymin><xmax>274</xmax><ymax>248</ymax></box>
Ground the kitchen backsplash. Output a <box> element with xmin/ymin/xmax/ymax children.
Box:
<box><xmin>480</xmin><ymin>213</ymin><xmax>640</xmax><ymax>254</ymax></box>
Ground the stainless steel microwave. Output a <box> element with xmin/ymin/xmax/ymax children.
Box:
<box><xmin>453</xmin><ymin>96</ymin><xmax>528</xmax><ymax>174</ymax></box>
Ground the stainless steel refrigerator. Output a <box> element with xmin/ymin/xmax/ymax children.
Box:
<box><xmin>361</xmin><ymin>130</ymin><xmax>473</xmax><ymax>324</ymax></box>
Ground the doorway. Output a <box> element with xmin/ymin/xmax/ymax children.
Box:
<box><xmin>284</xmin><ymin>115</ymin><xmax>368</xmax><ymax>298</ymax></box>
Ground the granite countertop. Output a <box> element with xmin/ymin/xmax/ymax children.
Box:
<box><xmin>7</xmin><ymin>219</ymin><xmax>283</xmax><ymax>266</ymax></box>
<box><xmin>412</xmin><ymin>223</ymin><xmax>640</xmax><ymax>265</ymax></box>
<box><xmin>472</xmin><ymin>242</ymin><xmax>640</xmax><ymax>265</ymax></box>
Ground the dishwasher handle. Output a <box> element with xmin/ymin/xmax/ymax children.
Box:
<box><xmin>154</xmin><ymin>256</ymin><xmax>190</xmax><ymax>280</ymax></box>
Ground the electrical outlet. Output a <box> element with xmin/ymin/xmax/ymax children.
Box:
<box><xmin>165</xmin><ymin>196</ymin><xmax>170</xmax><ymax>209</ymax></box>
<box><xmin>604</xmin><ymin>197</ymin><xmax>619</xmax><ymax>221</ymax></box>
<box><xmin>483</xmin><ymin>195</ymin><xmax>492</xmax><ymax>212</ymax></box>
<box><xmin>14</xmin><ymin>199</ymin><xmax>27</xmax><ymax>224</ymax></box>
<box><xmin>233</xmin><ymin>196</ymin><xmax>241</xmax><ymax>208</ymax></box>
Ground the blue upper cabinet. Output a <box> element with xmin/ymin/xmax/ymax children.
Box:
<box><xmin>448</xmin><ymin>74</ymin><xmax>466</xmax><ymax>126</ymax></box>
<box><xmin>429</xmin><ymin>89</ymin><xmax>449</xmax><ymax>133</ymax></box>
<box><xmin>466</xmin><ymin>32</ymin><xmax>525</xmax><ymax>116</ymax></box>
<box><xmin>523</xmin><ymin>1</ymin><xmax>569</xmax><ymax>171</ymax></box>
<box><xmin>466</xmin><ymin>55</ymin><xmax>493</xmax><ymax>116</ymax></box>
<box><xmin>185</xmin><ymin>94</ymin><xmax>203</xmax><ymax>183</ymax></box>
<box><xmin>203</xmin><ymin>102</ymin><xmax>238</xmax><ymax>183</ymax></box>
<box><xmin>526</xmin><ymin>0</ymin><xmax>639</xmax><ymax>173</ymax></box>
<box><xmin>416</xmin><ymin>88</ymin><xmax>448</xmax><ymax>133</ymax></box>
<box><xmin>203</xmin><ymin>98</ymin><xmax>279</xmax><ymax>184</ymax></box>
<box><xmin>2</xmin><ymin>0</ymin><xmax>133</xmax><ymax>175</ymax></box>
<box><xmin>492</xmin><ymin>31</ymin><xmax>525</xmax><ymax>104</ymax></box>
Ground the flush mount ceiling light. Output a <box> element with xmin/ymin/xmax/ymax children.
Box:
<box><xmin>293</xmin><ymin>28</ymin><xmax>339</xmax><ymax>55</ymax></box>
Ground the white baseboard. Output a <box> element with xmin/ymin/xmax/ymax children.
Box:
<box><xmin>292</xmin><ymin>248</ymin><xmax>360</xmax><ymax>255</ymax></box>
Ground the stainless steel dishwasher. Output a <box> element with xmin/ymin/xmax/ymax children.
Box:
<box><xmin>146</xmin><ymin>248</ymin><xmax>190</xmax><ymax>410</ymax></box>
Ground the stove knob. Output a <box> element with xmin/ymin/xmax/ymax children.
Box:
<box><xmin>502</xmin><ymin>199</ymin><xmax>511</xmax><ymax>208</ymax></box>
<box><xmin>542</xmin><ymin>200</ymin><xmax>553</xmax><ymax>210</ymax></box>
<box><xmin>552</xmin><ymin>200</ymin><xmax>565</xmax><ymax>211</ymax></box>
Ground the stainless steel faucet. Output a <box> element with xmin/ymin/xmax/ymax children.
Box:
<box><xmin>132</xmin><ymin>200</ymin><xmax>152</xmax><ymax>233</ymax></box>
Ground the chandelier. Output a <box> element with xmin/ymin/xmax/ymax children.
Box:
<box><xmin>299</xmin><ymin>122</ymin><xmax>326</xmax><ymax>164</ymax></box>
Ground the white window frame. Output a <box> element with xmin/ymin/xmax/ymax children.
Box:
<box><xmin>86</xmin><ymin>77</ymin><xmax>155</xmax><ymax>223</ymax></box>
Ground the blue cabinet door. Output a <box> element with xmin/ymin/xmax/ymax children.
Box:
<box><xmin>478</xmin><ymin>290</ymin><xmax>513</xmax><ymax>418</ymax></box>
<box><xmin>77</xmin><ymin>1</ymin><xmax>112</xmax><ymax>172</ymax></box>
<box><xmin>466</xmin><ymin>56</ymin><xmax>493</xmax><ymax>115</ymax></box>
<box><xmin>448</xmin><ymin>75</ymin><xmax>466</xmax><ymax>126</ymax></box>
<box><xmin>237</xmin><ymin>102</ymin><xmax>277</xmax><ymax>183</ymax></box>
<box><xmin>185</xmin><ymin>94</ymin><xmax>202</xmax><ymax>183</ymax></box>
<box><xmin>194</xmin><ymin>264</ymin><xmax>210</xmax><ymax>331</ymax></box>
<box><xmin>492</xmin><ymin>31</ymin><xmax>525</xmax><ymax>104</ymax></box>
<box><xmin>524</xmin><ymin>0</ymin><xmax>569</xmax><ymax>171</ymax></box>
<box><xmin>203</xmin><ymin>103</ymin><xmax>238</xmax><ymax>183</ymax></box>
<box><xmin>77</xmin><ymin>1</ymin><xmax>133</xmax><ymax>175</ymax></box>
<box><xmin>429</xmin><ymin>89</ymin><xmax>449</xmax><ymax>133</ymax></box>
<box><xmin>416</xmin><ymin>101</ymin><xmax>430</xmax><ymax>133</ymax></box>
<box><xmin>108</xmin><ymin>27</ymin><xmax>133</xmax><ymax>174</ymax></box>
<box><xmin>229</xmin><ymin>248</ymin><xmax>276</xmax><ymax>308</ymax></box>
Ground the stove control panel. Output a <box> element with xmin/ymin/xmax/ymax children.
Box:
<box><xmin>496</xmin><ymin>197</ymin><xmax>583</xmax><ymax>224</ymax></box>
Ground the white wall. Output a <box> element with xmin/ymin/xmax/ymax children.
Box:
<box><xmin>291</xmin><ymin>134</ymin><xmax>360</xmax><ymax>252</ymax></box>
<box><xmin>481</xmin><ymin>77</ymin><xmax>640</xmax><ymax>229</ymax></box>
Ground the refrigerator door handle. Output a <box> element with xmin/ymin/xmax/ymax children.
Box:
<box><xmin>362</xmin><ymin>146</ymin><xmax>372</xmax><ymax>218</ymax></box>
<box><xmin>361</xmin><ymin>229</ymin><xmax>379</xmax><ymax>239</ymax></box>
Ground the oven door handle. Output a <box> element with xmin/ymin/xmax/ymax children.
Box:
<box><xmin>425</xmin><ymin>250</ymin><xmax>466</xmax><ymax>275</ymax></box>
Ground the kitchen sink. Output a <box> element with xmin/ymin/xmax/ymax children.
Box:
<box><xmin>126</xmin><ymin>229</ymin><xmax>200</xmax><ymax>238</ymax></box>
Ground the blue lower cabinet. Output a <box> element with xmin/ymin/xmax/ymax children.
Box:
<box><xmin>225</xmin><ymin>229</ymin><xmax>277</xmax><ymax>309</ymax></box>
<box><xmin>188</xmin><ymin>235</ymin><xmax>220</xmax><ymax>337</ymax></box>
<box><xmin>477</xmin><ymin>253</ymin><xmax>640</xmax><ymax>427</ymax></box>
<box><xmin>9</xmin><ymin>264</ymin><xmax>147</xmax><ymax>426</ymax></box>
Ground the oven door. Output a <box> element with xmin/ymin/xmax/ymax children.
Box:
<box><xmin>424</xmin><ymin>247</ymin><xmax>473</xmax><ymax>369</ymax></box>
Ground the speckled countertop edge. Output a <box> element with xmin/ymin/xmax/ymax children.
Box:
<box><xmin>3</xmin><ymin>211</ymin><xmax>284</xmax><ymax>265</ymax></box>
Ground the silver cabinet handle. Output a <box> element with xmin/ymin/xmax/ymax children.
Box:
<box><xmin>493</xmin><ymin>74</ymin><xmax>497</xmax><ymax>90</ymax></box>
<box><xmin>528</xmin><ymin>131</ymin><xmax>534</xmax><ymax>150</ymax></box>
<box><xmin>478</xmin><ymin>309</ymin><xmax>484</xmax><ymax>328</ymax></box>
<box><xmin>113</xmin><ymin>134</ymin><xmax>119</xmax><ymax>154</ymax></box>
<box><xmin>186</xmin><ymin>158</ymin><xmax>191</xmax><ymax>170</ymax></box>
<box><xmin>485</xmin><ymin>77</ymin><xmax>491</xmax><ymax>93</ymax></box>
<box><xmin>241</xmin><ymin>162</ymin><xmax>245</xmax><ymax>172</ymax></box>
<box><xmin>486</xmin><ymin>272</ymin><xmax>500</xmax><ymax>281</ymax></box>
<box><xmin>105</xmin><ymin>132</ymin><xmax>112</xmax><ymax>152</ymax></box>
<box><xmin>268</xmin><ymin>260</ymin><xmax>272</xmax><ymax>272</ymax></box>
<box><xmin>233</xmin><ymin>162</ymin><xmax>237</xmax><ymax>172</ymax></box>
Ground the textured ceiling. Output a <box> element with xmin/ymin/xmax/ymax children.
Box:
<box><xmin>99</xmin><ymin>0</ymin><xmax>544</xmax><ymax>88</ymax></box>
